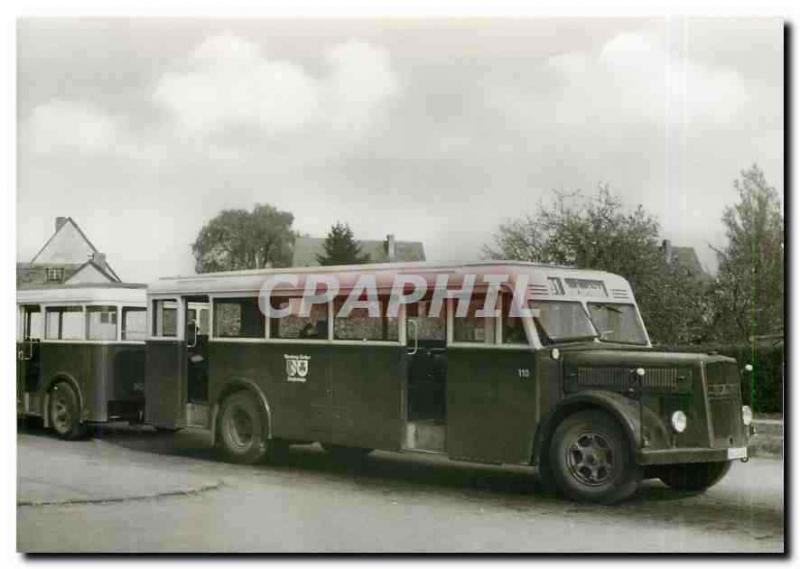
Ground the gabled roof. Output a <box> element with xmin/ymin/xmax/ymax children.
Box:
<box><xmin>27</xmin><ymin>217</ymin><xmax>120</xmax><ymax>281</ymax></box>
<box><xmin>292</xmin><ymin>236</ymin><xmax>426</xmax><ymax>267</ymax></box>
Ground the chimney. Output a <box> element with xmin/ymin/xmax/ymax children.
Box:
<box><xmin>55</xmin><ymin>217</ymin><xmax>68</xmax><ymax>233</ymax></box>
<box><xmin>386</xmin><ymin>234</ymin><xmax>397</xmax><ymax>262</ymax></box>
<box><xmin>662</xmin><ymin>239</ymin><xmax>672</xmax><ymax>264</ymax></box>
<box><xmin>91</xmin><ymin>252</ymin><xmax>107</xmax><ymax>271</ymax></box>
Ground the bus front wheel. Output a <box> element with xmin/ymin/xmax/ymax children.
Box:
<box><xmin>658</xmin><ymin>461</ymin><xmax>732</xmax><ymax>492</ymax></box>
<box><xmin>548</xmin><ymin>409</ymin><xmax>641</xmax><ymax>504</ymax></box>
<box><xmin>49</xmin><ymin>382</ymin><xmax>87</xmax><ymax>440</ymax></box>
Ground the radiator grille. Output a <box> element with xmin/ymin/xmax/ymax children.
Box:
<box><xmin>575</xmin><ymin>367</ymin><xmax>687</xmax><ymax>392</ymax></box>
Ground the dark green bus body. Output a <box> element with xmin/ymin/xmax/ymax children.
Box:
<box><xmin>145</xmin><ymin>337</ymin><xmax>747</xmax><ymax>467</ymax></box>
<box><xmin>17</xmin><ymin>340</ymin><xmax>145</xmax><ymax>424</ymax></box>
<box><xmin>144</xmin><ymin>262</ymin><xmax>750</xmax><ymax>501</ymax></box>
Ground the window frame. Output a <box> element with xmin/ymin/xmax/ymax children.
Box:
<box><xmin>209</xmin><ymin>293</ymin><xmax>268</xmax><ymax>343</ymax></box>
<box><xmin>85</xmin><ymin>304</ymin><xmax>120</xmax><ymax>342</ymax></box>
<box><xmin>148</xmin><ymin>296</ymin><xmax>183</xmax><ymax>341</ymax></box>
<box><xmin>332</xmin><ymin>296</ymin><xmax>401</xmax><ymax>344</ymax></box>
<box><xmin>42</xmin><ymin>304</ymin><xmax>86</xmax><ymax>342</ymax></box>
<box><xmin>446</xmin><ymin>295</ymin><xmax>535</xmax><ymax>350</ymax></box>
<box><xmin>121</xmin><ymin>305</ymin><xmax>148</xmax><ymax>343</ymax></box>
<box><xmin>528</xmin><ymin>299</ymin><xmax>600</xmax><ymax>347</ymax></box>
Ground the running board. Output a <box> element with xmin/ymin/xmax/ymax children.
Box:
<box><xmin>404</xmin><ymin>420</ymin><xmax>446</xmax><ymax>453</ymax></box>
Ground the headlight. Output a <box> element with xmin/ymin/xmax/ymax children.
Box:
<box><xmin>742</xmin><ymin>405</ymin><xmax>753</xmax><ymax>426</ymax></box>
<box><xmin>670</xmin><ymin>410</ymin><xmax>688</xmax><ymax>433</ymax></box>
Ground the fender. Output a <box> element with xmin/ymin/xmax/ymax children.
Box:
<box><xmin>210</xmin><ymin>377</ymin><xmax>273</xmax><ymax>447</ymax></box>
<box><xmin>42</xmin><ymin>373</ymin><xmax>85</xmax><ymax>428</ymax></box>
<box><xmin>531</xmin><ymin>389</ymin><xmax>669</xmax><ymax>465</ymax></box>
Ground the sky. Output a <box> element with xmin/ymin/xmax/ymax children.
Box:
<box><xmin>17</xmin><ymin>18</ymin><xmax>783</xmax><ymax>283</ymax></box>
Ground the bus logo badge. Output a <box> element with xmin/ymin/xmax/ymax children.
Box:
<box><xmin>285</xmin><ymin>354</ymin><xmax>310</xmax><ymax>382</ymax></box>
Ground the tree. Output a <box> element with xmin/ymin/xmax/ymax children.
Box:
<box><xmin>192</xmin><ymin>204</ymin><xmax>295</xmax><ymax>272</ymax></box>
<box><xmin>485</xmin><ymin>186</ymin><xmax>711</xmax><ymax>345</ymax></box>
<box><xmin>711</xmin><ymin>165</ymin><xmax>783</xmax><ymax>342</ymax></box>
<box><xmin>316</xmin><ymin>222</ymin><xmax>370</xmax><ymax>266</ymax></box>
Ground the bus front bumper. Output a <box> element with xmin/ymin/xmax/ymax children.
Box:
<box><xmin>637</xmin><ymin>446</ymin><xmax>748</xmax><ymax>465</ymax></box>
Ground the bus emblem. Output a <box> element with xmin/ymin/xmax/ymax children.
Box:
<box><xmin>285</xmin><ymin>354</ymin><xmax>310</xmax><ymax>382</ymax></box>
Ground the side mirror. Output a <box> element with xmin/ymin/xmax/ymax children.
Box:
<box><xmin>744</xmin><ymin>364</ymin><xmax>754</xmax><ymax>373</ymax></box>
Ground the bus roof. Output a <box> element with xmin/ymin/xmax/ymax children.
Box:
<box><xmin>17</xmin><ymin>282</ymin><xmax>147</xmax><ymax>305</ymax></box>
<box><xmin>146</xmin><ymin>261</ymin><xmax>636</xmax><ymax>303</ymax></box>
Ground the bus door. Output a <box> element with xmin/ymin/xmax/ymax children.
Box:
<box><xmin>445</xmin><ymin>295</ymin><xmax>538</xmax><ymax>465</ymax></box>
<box><xmin>404</xmin><ymin>299</ymin><xmax>447</xmax><ymax>453</ymax></box>
<box><xmin>17</xmin><ymin>305</ymin><xmax>42</xmax><ymax>415</ymax></box>
<box><xmin>184</xmin><ymin>297</ymin><xmax>210</xmax><ymax>424</ymax></box>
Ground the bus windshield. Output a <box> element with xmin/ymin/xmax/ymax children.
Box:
<box><xmin>587</xmin><ymin>302</ymin><xmax>648</xmax><ymax>345</ymax></box>
<box><xmin>529</xmin><ymin>301</ymin><xmax>597</xmax><ymax>345</ymax></box>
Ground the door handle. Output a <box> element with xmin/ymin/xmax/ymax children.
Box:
<box><xmin>187</xmin><ymin>322</ymin><xmax>199</xmax><ymax>349</ymax></box>
<box><xmin>407</xmin><ymin>319</ymin><xmax>418</xmax><ymax>355</ymax></box>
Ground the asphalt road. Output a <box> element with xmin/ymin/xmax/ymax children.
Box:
<box><xmin>17</xmin><ymin>424</ymin><xmax>784</xmax><ymax>553</ymax></box>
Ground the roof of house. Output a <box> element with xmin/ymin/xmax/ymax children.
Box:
<box><xmin>292</xmin><ymin>236</ymin><xmax>426</xmax><ymax>267</ymax></box>
<box><xmin>668</xmin><ymin>246</ymin><xmax>707</xmax><ymax>278</ymax></box>
<box><xmin>16</xmin><ymin>260</ymin><xmax>121</xmax><ymax>290</ymax></box>
<box><xmin>28</xmin><ymin>217</ymin><xmax>121</xmax><ymax>281</ymax></box>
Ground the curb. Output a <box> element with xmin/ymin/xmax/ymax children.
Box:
<box><xmin>18</xmin><ymin>481</ymin><xmax>222</xmax><ymax>507</ymax></box>
<box><xmin>749</xmin><ymin>419</ymin><xmax>783</xmax><ymax>459</ymax></box>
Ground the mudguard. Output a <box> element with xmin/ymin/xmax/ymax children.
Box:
<box><xmin>531</xmin><ymin>389</ymin><xmax>670</xmax><ymax>465</ymax></box>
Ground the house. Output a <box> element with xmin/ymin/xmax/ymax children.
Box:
<box><xmin>292</xmin><ymin>234</ymin><xmax>426</xmax><ymax>267</ymax></box>
<box><xmin>17</xmin><ymin>217</ymin><xmax>121</xmax><ymax>289</ymax></box>
<box><xmin>660</xmin><ymin>239</ymin><xmax>710</xmax><ymax>280</ymax></box>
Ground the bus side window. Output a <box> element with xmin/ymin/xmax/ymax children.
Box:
<box><xmin>122</xmin><ymin>307</ymin><xmax>147</xmax><ymax>341</ymax></box>
<box><xmin>501</xmin><ymin>294</ymin><xmax>528</xmax><ymax>345</ymax></box>
<box><xmin>86</xmin><ymin>305</ymin><xmax>118</xmax><ymax>341</ymax></box>
<box><xmin>452</xmin><ymin>296</ymin><xmax>497</xmax><ymax>345</ymax></box>
<box><xmin>153</xmin><ymin>300</ymin><xmax>178</xmax><ymax>337</ymax></box>
<box><xmin>269</xmin><ymin>297</ymin><xmax>329</xmax><ymax>340</ymax></box>
<box><xmin>333</xmin><ymin>297</ymin><xmax>398</xmax><ymax>342</ymax></box>
<box><xmin>213</xmin><ymin>297</ymin><xmax>265</xmax><ymax>339</ymax></box>
<box><xmin>45</xmin><ymin>306</ymin><xmax>84</xmax><ymax>340</ymax></box>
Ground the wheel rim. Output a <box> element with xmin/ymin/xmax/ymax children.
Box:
<box><xmin>51</xmin><ymin>392</ymin><xmax>71</xmax><ymax>433</ymax></box>
<box><xmin>226</xmin><ymin>405</ymin><xmax>254</xmax><ymax>450</ymax></box>
<box><xmin>565</xmin><ymin>431</ymin><xmax>615</xmax><ymax>486</ymax></box>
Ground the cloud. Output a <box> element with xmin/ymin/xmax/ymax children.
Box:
<box><xmin>546</xmin><ymin>31</ymin><xmax>749</xmax><ymax>126</ymax></box>
<box><xmin>152</xmin><ymin>34</ymin><xmax>399</xmax><ymax>138</ymax></box>
<box><xmin>28</xmin><ymin>100</ymin><xmax>119</xmax><ymax>154</ymax></box>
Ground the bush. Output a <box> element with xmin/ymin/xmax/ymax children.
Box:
<box><xmin>655</xmin><ymin>342</ymin><xmax>784</xmax><ymax>414</ymax></box>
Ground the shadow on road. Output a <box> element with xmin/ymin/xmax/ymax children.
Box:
<box><xmin>18</xmin><ymin>421</ymin><xmax>783</xmax><ymax>541</ymax></box>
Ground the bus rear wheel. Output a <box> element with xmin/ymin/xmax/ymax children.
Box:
<box><xmin>658</xmin><ymin>461</ymin><xmax>732</xmax><ymax>492</ymax></box>
<box><xmin>218</xmin><ymin>391</ymin><xmax>268</xmax><ymax>464</ymax></box>
<box><xmin>49</xmin><ymin>382</ymin><xmax>86</xmax><ymax>440</ymax></box>
<box><xmin>548</xmin><ymin>410</ymin><xmax>641</xmax><ymax>504</ymax></box>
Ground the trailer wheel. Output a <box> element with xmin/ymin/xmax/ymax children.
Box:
<box><xmin>49</xmin><ymin>382</ymin><xmax>87</xmax><ymax>440</ymax></box>
<box><xmin>548</xmin><ymin>409</ymin><xmax>641</xmax><ymax>504</ymax></box>
<box><xmin>218</xmin><ymin>391</ymin><xmax>268</xmax><ymax>464</ymax></box>
<box><xmin>658</xmin><ymin>461</ymin><xmax>732</xmax><ymax>492</ymax></box>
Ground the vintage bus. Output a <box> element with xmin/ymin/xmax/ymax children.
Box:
<box><xmin>144</xmin><ymin>261</ymin><xmax>752</xmax><ymax>503</ymax></box>
<box><xmin>17</xmin><ymin>283</ymin><xmax>148</xmax><ymax>439</ymax></box>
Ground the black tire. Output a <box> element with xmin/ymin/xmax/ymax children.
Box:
<box><xmin>321</xmin><ymin>443</ymin><xmax>373</xmax><ymax>463</ymax></box>
<box><xmin>658</xmin><ymin>461</ymin><xmax>732</xmax><ymax>492</ymax></box>
<box><xmin>218</xmin><ymin>391</ymin><xmax>268</xmax><ymax>464</ymax></box>
<box><xmin>49</xmin><ymin>382</ymin><xmax>87</xmax><ymax>440</ymax></box>
<box><xmin>548</xmin><ymin>409</ymin><xmax>641</xmax><ymax>504</ymax></box>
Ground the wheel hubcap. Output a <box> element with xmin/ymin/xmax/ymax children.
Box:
<box><xmin>227</xmin><ymin>406</ymin><xmax>254</xmax><ymax>449</ymax></box>
<box><xmin>51</xmin><ymin>394</ymin><xmax>70</xmax><ymax>432</ymax></box>
<box><xmin>566</xmin><ymin>432</ymin><xmax>615</xmax><ymax>486</ymax></box>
